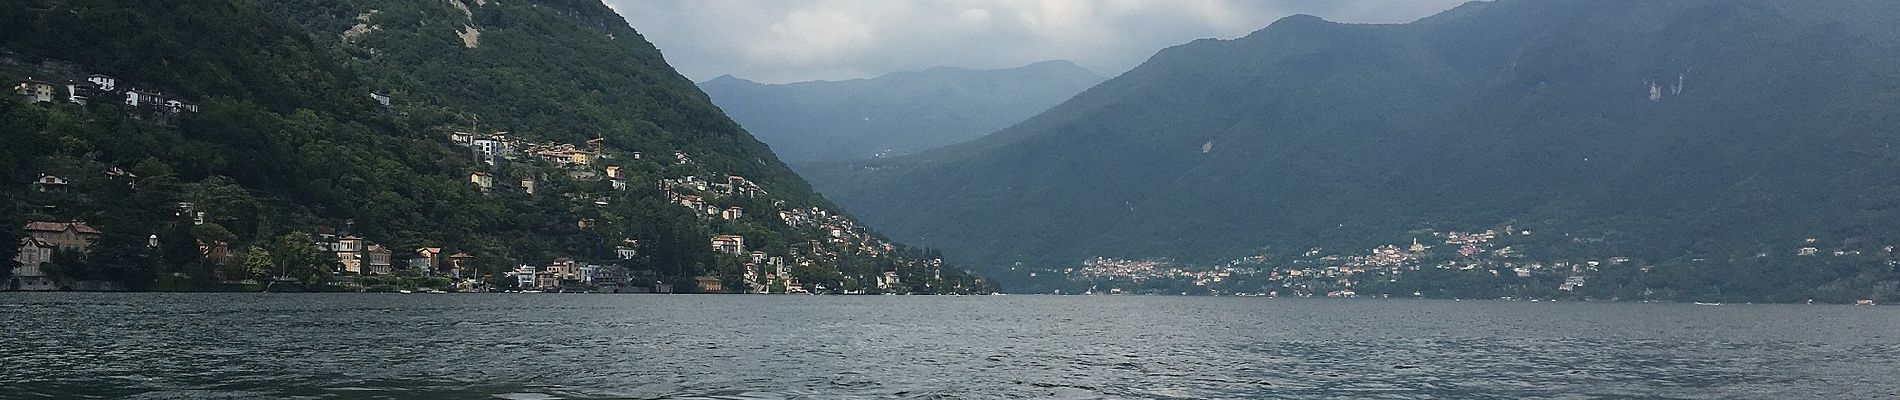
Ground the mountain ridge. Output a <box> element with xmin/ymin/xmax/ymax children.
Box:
<box><xmin>804</xmin><ymin>0</ymin><xmax>1900</xmax><ymax>300</ymax></box>
<box><xmin>698</xmin><ymin>60</ymin><xmax>1105</xmax><ymax>163</ymax></box>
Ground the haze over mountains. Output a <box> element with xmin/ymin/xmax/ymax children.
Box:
<box><xmin>699</xmin><ymin>61</ymin><xmax>1104</xmax><ymax>163</ymax></box>
<box><xmin>804</xmin><ymin>0</ymin><xmax>1900</xmax><ymax>296</ymax></box>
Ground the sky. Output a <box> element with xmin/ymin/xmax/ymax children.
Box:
<box><xmin>606</xmin><ymin>0</ymin><xmax>1470</xmax><ymax>84</ymax></box>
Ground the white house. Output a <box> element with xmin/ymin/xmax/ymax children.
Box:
<box><xmin>33</xmin><ymin>174</ymin><xmax>68</xmax><ymax>192</ymax></box>
<box><xmin>64</xmin><ymin>83</ymin><xmax>90</xmax><ymax>105</ymax></box>
<box><xmin>124</xmin><ymin>89</ymin><xmax>164</xmax><ymax>107</ymax></box>
<box><xmin>711</xmin><ymin>235</ymin><xmax>745</xmax><ymax>255</ymax></box>
<box><xmin>87</xmin><ymin>74</ymin><xmax>116</xmax><ymax>91</ymax></box>
<box><xmin>162</xmin><ymin>99</ymin><xmax>198</xmax><ymax>113</ymax></box>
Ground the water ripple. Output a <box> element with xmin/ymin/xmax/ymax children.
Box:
<box><xmin>3</xmin><ymin>294</ymin><xmax>1898</xmax><ymax>399</ymax></box>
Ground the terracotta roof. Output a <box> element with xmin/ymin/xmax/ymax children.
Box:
<box><xmin>23</xmin><ymin>221</ymin><xmax>100</xmax><ymax>234</ymax></box>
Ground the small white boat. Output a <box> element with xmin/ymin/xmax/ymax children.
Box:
<box><xmin>1694</xmin><ymin>302</ymin><xmax>1722</xmax><ymax>306</ymax></box>
<box><xmin>398</xmin><ymin>290</ymin><xmax>413</xmax><ymax>294</ymax></box>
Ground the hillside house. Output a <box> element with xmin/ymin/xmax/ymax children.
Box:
<box><xmin>369</xmin><ymin>92</ymin><xmax>391</xmax><ymax>108</ymax></box>
<box><xmin>104</xmin><ymin>167</ymin><xmax>136</xmax><ymax>179</ymax></box>
<box><xmin>711</xmin><ymin>235</ymin><xmax>745</xmax><ymax>255</ymax></box>
<box><xmin>694</xmin><ymin>276</ymin><xmax>724</xmax><ymax>292</ymax></box>
<box><xmin>538</xmin><ymin>258</ymin><xmax>583</xmax><ymax>291</ymax></box>
<box><xmin>87</xmin><ymin>74</ymin><xmax>116</xmax><ymax>91</ymax></box>
<box><xmin>879</xmin><ymin>271</ymin><xmax>901</xmax><ymax>291</ymax></box>
<box><xmin>721</xmin><ymin>206</ymin><xmax>743</xmax><ymax>221</ymax></box>
<box><xmin>469</xmin><ymin>171</ymin><xmax>495</xmax><ymax>190</ymax></box>
<box><xmin>604</xmin><ymin>165</ymin><xmax>623</xmax><ymax>179</ymax></box>
<box><xmin>411</xmin><ymin>247</ymin><xmax>443</xmax><ymax>272</ymax></box>
<box><xmin>520</xmin><ymin>177</ymin><xmax>536</xmax><ymax>194</ymax></box>
<box><xmin>10</xmin><ymin>238</ymin><xmax>58</xmax><ymax>291</ymax></box>
<box><xmin>591</xmin><ymin>265</ymin><xmax>630</xmax><ymax>291</ymax></box>
<box><xmin>124</xmin><ymin>89</ymin><xmax>164</xmax><ymax>107</ymax></box>
<box><xmin>447</xmin><ymin>252</ymin><xmax>476</xmax><ymax>278</ymax></box>
<box><xmin>14</xmin><ymin>79</ymin><xmax>55</xmax><ymax>103</ymax></box>
<box><xmin>333</xmin><ymin>236</ymin><xmax>366</xmax><ymax>274</ymax></box>
<box><xmin>677</xmin><ymin>194</ymin><xmax>704</xmax><ymax>210</ymax></box>
<box><xmin>336</xmin><ymin>236</ymin><xmax>364</xmax><ymax>252</ymax></box>
<box><xmin>162</xmin><ymin>99</ymin><xmax>199</xmax><ymax>113</ymax></box>
<box><xmin>616</xmin><ymin>239</ymin><xmax>638</xmax><ymax>260</ymax></box>
<box><xmin>25</xmin><ymin>221</ymin><xmax>102</xmax><ymax>252</ymax></box>
<box><xmin>364</xmin><ymin>245</ymin><xmax>392</xmax><ymax>275</ymax></box>
<box><xmin>336</xmin><ymin>252</ymin><xmax>363</xmax><ymax>274</ymax></box>
<box><xmin>64</xmin><ymin>82</ymin><xmax>93</xmax><ymax>105</ymax></box>
<box><xmin>509</xmin><ymin>265</ymin><xmax>537</xmax><ymax>288</ymax></box>
<box><xmin>472</xmin><ymin>137</ymin><xmax>510</xmax><ymax>165</ymax></box>
<box><xmin>33</xmin><ymin>174</ymin><xmax>68</xmax><ymax>193</ymax></box>
<box><xmin>198</xmin><ymin>240</ymin><xmax>230</xmax><ymax>266</ymax></box>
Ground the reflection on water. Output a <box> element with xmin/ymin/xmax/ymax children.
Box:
<box><xmin>2</xmin><ymin>293</ymin><xmax>1897</xmax><ymax>399</ymax></box>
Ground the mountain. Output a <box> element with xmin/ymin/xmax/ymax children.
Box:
<box><xmin>804</xmin><ymin>0</ymin><xmax>1900</xmax><ymax>301</ymax></box>
<box><xmin>0</xmin><ymin>0</ymin><xmax>990</xmax><ymax>294</ymax></box>
<box><xmin>698</xmin><ymin>61</ymin><xmax>1104</xmax><ymax>163</ymax></box>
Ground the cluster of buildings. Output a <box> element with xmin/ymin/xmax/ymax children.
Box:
<box><xmin>665</xmin><ymin>175</ymin><xmax>765</xmax><ymax>220</ymax></box>
<box><xmin>503</xmin><ymin>258</ymin><xmax>660</xmax><ymax>293</ymax></box>
<box><xmin>1792</xmin><ymin>237</ymin><xmax>1893</xmax><ymax>258</ymax></box>
<box><xmin>653</xmin><ymin>155</ymin><xmax>931</xmax><ymax>293</ymax></box>
<box><xmin>1054</xmin><ymin>225</ymin><xmax>1635</xmax><ymax>297</ymax></box>
<box><xmin>440</xmin><ymin>120</ymin><xmax>967</xmax><ymax>295</ymax></box>
<box><xmin>703</xmin><ymin>204</ymin><xmax>948</xmax><ymax>294</ymax></box>
<box><xmin>14</xmin><ymin>74</ymin><xmax>199</xmax><ymax>114</ymax></box>
<box><xmin>449</xmin><ymin>130</ymin><xmax>618</xmax><ymax>193</ymax></box>
<box><xmin>309</xmin><ymin>230</ymin><xmax>477</xmax><ymax>279</ymax></box>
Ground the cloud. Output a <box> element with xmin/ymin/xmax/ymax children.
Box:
<box><xmin>609</xmin><ymin>0</ymin><xmax>1468</xmax><ymax>84</ymax></box>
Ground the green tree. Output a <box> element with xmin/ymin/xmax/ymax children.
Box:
<box><xmin>271</xmin><ymin>231</ymin><xmax>331</xmax><ymax>285</ymax></box>
<box><xmin>229</xmin><ymin>245</ymin><xmax>273</xmax><ymax>281</ymax></box>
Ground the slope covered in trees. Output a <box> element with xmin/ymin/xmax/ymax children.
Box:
<box><xmin>0</xmin><ymin>0</ymin><xmax>990</xmax><ymax>293</ymax></box>
<box><xmin>804</xmin><ymin>0</ymin><xmax>1900</xmax><ymax>299</ymax></box>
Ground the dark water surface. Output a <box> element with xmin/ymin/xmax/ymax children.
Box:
<box><xmin>2</xmin><ymin>293</ymin><xmax>1897</xmax><ymax>399</ymax></box>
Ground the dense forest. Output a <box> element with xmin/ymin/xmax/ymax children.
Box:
<box><xmin>0</xmin><ymin>0</ymin><xmax>992</xmax><ymax>294</ymax></box>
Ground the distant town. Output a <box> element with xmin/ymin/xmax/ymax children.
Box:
<box><xmin>1035</xmin><ymin>224</ymin><xmax>1886</xmax><ymax>305</ymax></box>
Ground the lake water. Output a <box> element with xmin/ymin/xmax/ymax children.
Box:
<box><xmin>1</xmin><ymin>294</ymin><xmax>1896</xmax><ymax>399</ymax></box>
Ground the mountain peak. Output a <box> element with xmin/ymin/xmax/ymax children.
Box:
<box><xmin>700</xmin><ymin>74</ymin><xmax>759</xmax><ymax>86</ymax></box>
<box><xmin>1014</xmin><ymin>60</ymin><xmax>1102</xmax><ymax>79</ymax></box>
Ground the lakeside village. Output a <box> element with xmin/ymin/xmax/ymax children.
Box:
<box><xmin>1045</xmin><ymin>225</ymin><xmax>1887</xmax><ymax>305</ymax></box>
<box><xmin>7</xmin><ymin>74</ymin><xmax>985</xmax><ymax>295</ymax></box>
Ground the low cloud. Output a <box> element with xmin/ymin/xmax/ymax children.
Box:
<box><xmin>609</xmin><ymin>0</ymin><xmax>1468</xmax><ymax>83</ymax></box>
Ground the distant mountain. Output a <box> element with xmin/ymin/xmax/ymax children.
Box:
<box><xmin>0</xmin><ymin>0</ymin><xmax>990</xmax><ymax>293</ymax></box>
<box><xmin>805</xmin><ymin>0</ymin><xmax>1900</xmax><ymax>300</ymax></box>
<box><xmin>698</xmin><ymin>61</ymin><xmax>1104</xmax><ymax>163</ymax></box>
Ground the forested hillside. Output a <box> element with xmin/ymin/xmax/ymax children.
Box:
<box><xmin>806</xmin><ymin>0</ymin><xmax>1900</xmax><ymax>301</ymax></box>
<box><xmin>0</xmin><ymin>0</ymin><xmax>991</xmax><ymax>294</ymax></box>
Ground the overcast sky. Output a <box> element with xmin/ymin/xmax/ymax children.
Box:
<box><xmin>606</xmin><ymin>0</ymin><xmax>1470</xmax><ymax>84</ymax></box>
